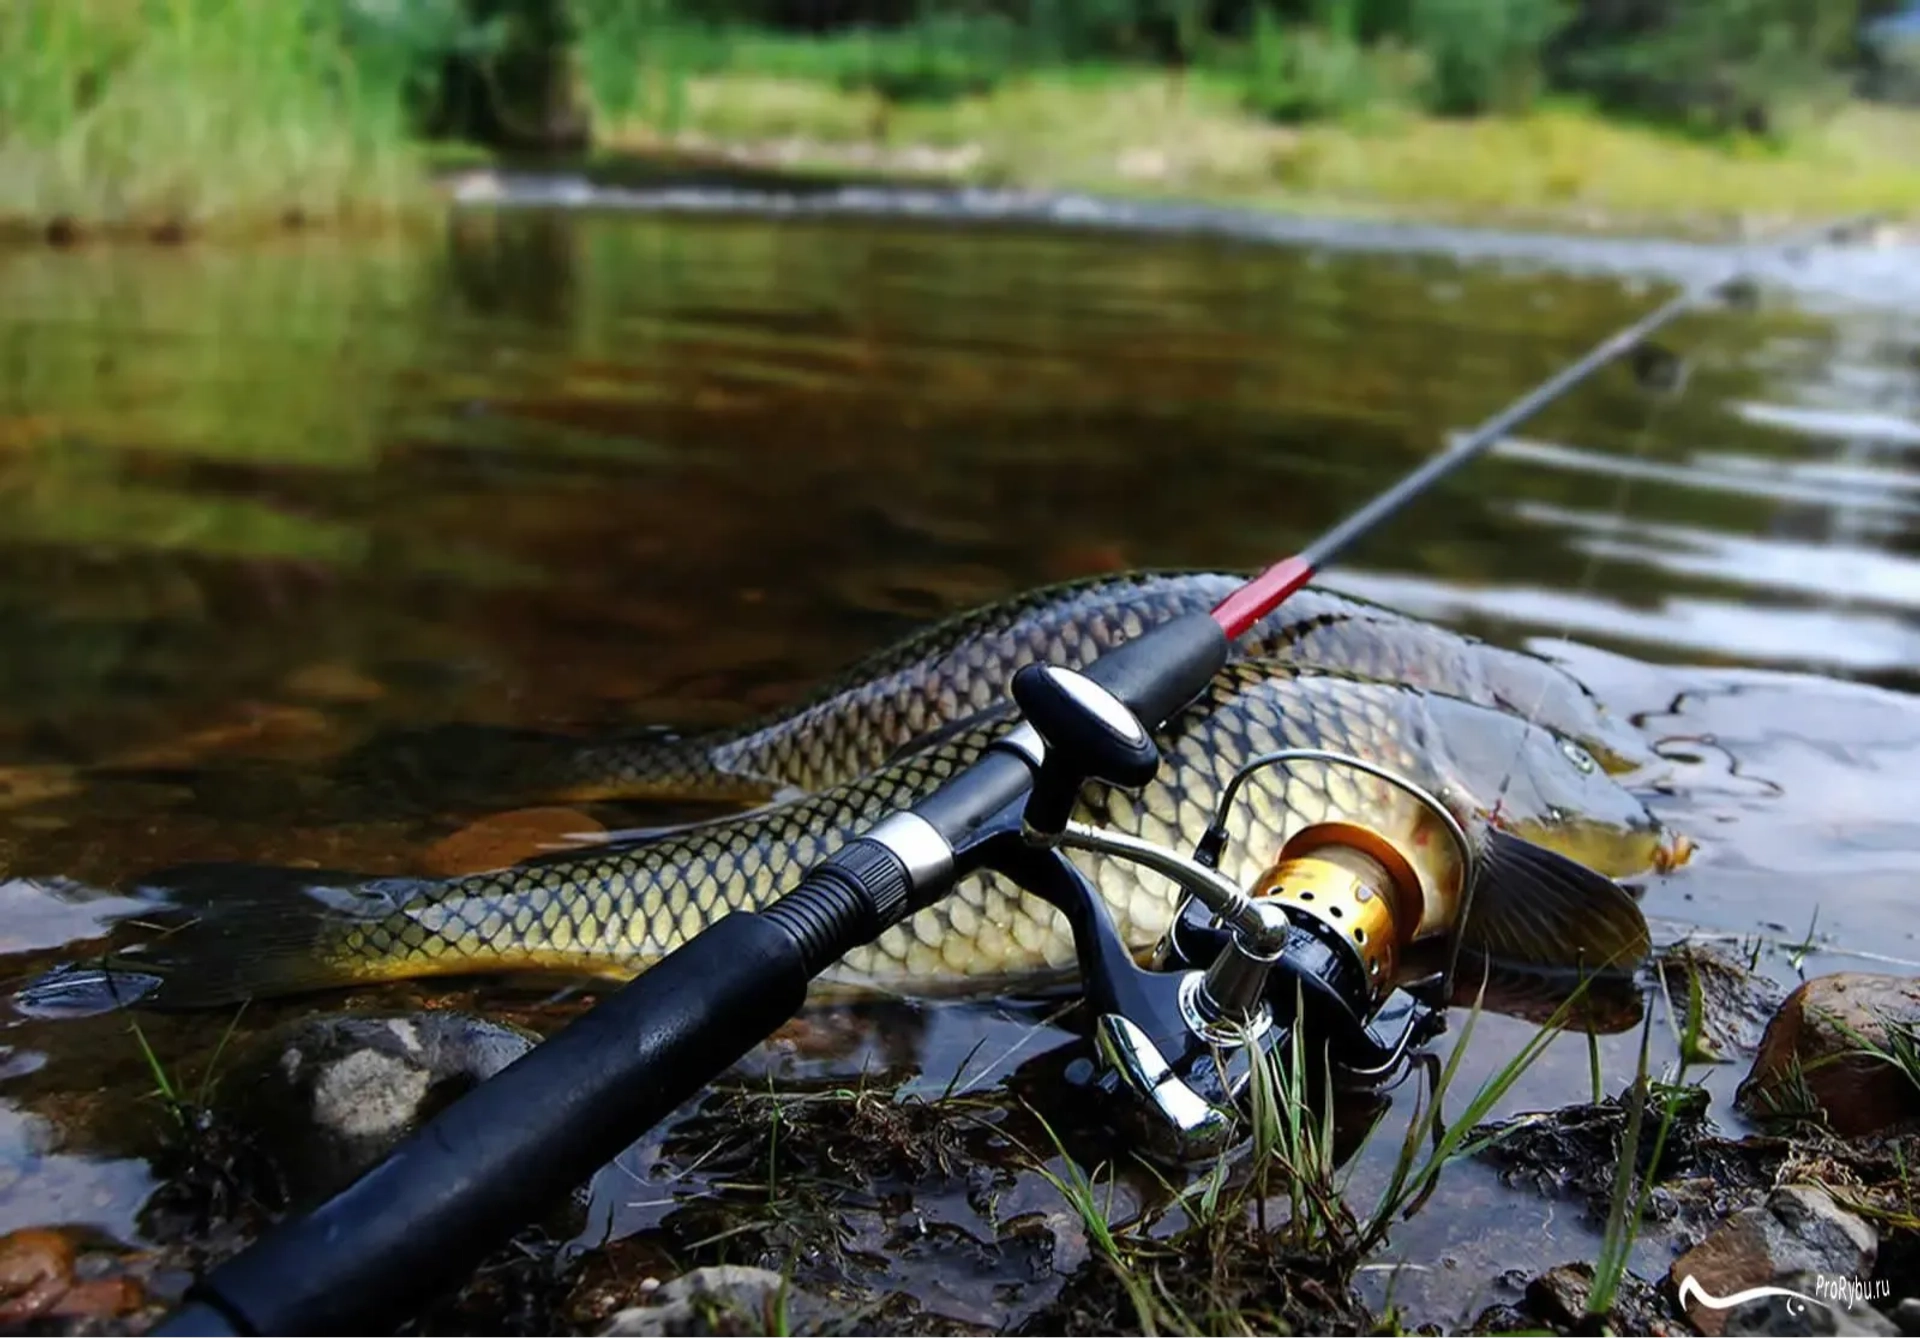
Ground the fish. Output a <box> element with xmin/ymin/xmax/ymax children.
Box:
<box><xmin>346</xmin><ymin>570</ymin><xmax>1654</xmax><ymax>810</ymax></box>
<box><xmin>30</xmin><ymin>659</ymin><xmax>1674</xmax><ymax>1012</ymax></box>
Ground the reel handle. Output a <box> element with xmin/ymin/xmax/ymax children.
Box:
<box><xmin>1011</xmin><ymin>663</ymin><xmax>1159</xmax><ymax>838</ymax></box>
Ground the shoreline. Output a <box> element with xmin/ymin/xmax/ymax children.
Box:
<box><xmin>7</xmin><ymin>73</ymin><xmax>1920</xmax><ymax>250</ymax></box>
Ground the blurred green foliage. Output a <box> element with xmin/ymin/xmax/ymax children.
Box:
<box><xmin>565</xmin><ymin>0</ymin><xmax>1911</xmax><ymax>132</ymax></box>
<box><xmin>0</xmin><ymin>0</ymin><xmax>1910</xmax><ymax>233</ymax></box>
<box><xmin>0</xmin><ymin>0</ymin><xmax>427</xmax><ymax>234</ymax></box>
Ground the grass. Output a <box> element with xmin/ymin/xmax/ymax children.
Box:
<box><xmin>1802</xmin><ymin>1003</ymin><xmax>1920</xmax><ymax>1105</ymax></box>
<box><xmin>1006</xmin><ymin>967</ymin><xmax>1645</xmax><ymax>1334</ymax></box>
<box><xmin>0</xmin><ymin>0</ymin><xmax>432</xmax><ymax>241</ymax></box>
<box><xmin>10</xmin><ymin>6</ymin><xmax>1918</xmax><ymax>239</ymax></box>
<box><xmin>126</xmin><ymin>1010</ymin><xmax>287</xmax><ymax>1238</ymax></box>
<box><xmin>592</xmin><ymin>52</ymin><xmax>1920</xmax><ymax>234</ymax></box>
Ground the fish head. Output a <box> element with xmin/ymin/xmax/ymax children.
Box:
<box><xmin>1424</xmin><ymin>696</ymin><xmax>1680</xmax><ymax>879</ymax></box>
<box><xmin>1469</xmin><ymin>647</ymin><xmax>1660</xmax><ymax>776</ymax></box>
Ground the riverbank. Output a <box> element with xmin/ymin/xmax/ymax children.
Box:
<box><xmin>8</xmin><ymin>54</ymin><xmax>1920</xmax><ymax>245</ymax></box>
<box><xmin>589</xmin><ymin>70</ymin><xmax>1920</xmax><ymax>239</ymax></box>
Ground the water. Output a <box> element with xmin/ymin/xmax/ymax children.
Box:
<box><xmin>2</xmin><ymin>198</ymin><xmax>1919</xmax><ymax>1329</ymax></box>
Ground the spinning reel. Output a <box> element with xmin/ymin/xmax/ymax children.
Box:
<box><xmin>996</xmin><ymin>661</ymin><xmax>1473</xmax><ymax>1163</ymax></box>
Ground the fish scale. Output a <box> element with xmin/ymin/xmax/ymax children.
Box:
<box><xmin>293</xmin><ymin>660</ymin><xmax>1628</xmax><ymax>998</ymax></box>
<box><xmin>551</xmin><ymin>571</ymin><xmax>1652</xmax><ymax>805</ymax></box>
<box><xmin>75</xmin><ymin>655</ymin><xmax>1667</xmax><ymax>1011</ymax></box>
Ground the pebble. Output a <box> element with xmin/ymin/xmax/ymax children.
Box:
<box><xmin>599</xmin><ymin>1266</ymin><xmax>829</xmax><ymax>1336</ymax></box>
<box><xmin>0</xmin><ymin>1227</ymin><xmax>144</xmax><ymax>1325</ymax></box>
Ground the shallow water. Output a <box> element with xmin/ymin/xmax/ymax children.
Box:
<box><xmin>2</xmin><ymin>196</ymin><xmax>1919</xmax><ymax>1329</ymax></box>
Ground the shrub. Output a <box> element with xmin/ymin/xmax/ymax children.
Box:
<box><xmin>1409</xmin><ymin>0</ymin><xmax>1570</xmax><ymax>116</ymax></box>
<box><xmin>1241</xmin><ymin>2</ymin><xmax>1389</xmax><ymax>123</ymax></box>
<box><xmin>832</xmin><ymin>13</ymin><xmax>1022</xmax><ymax>103</ymax></box>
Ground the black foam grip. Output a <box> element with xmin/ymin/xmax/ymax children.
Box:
<box><xmin>172</xmin><ymin>864</ymin><xmax>887</xmax><ymax>1336</ymax></box>
<box><xmin>1082</xmin><ymin>611</ymin><xmax>1230</xmax><ymax>729</ymax></box>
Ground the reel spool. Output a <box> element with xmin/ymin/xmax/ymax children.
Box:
<box><xmin>1250</xmin><ymin>821</ymin><xmax>1426</xmax><ymax>1006</ymax></box>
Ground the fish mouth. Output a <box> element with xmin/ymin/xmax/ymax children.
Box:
<box><xmin>1652</xmin><ymin>829</ymin><xmax>1696</xmax><ymax>872</ymax></box>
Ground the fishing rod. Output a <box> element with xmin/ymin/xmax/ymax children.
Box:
<box><xmin>154</xmin><ymin>214</ymin><xmax>1874</xmax><ymax>1337</ymax></box>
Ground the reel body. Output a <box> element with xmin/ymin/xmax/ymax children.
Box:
<box><xmin>1000</xmin><ymin>664</ymin><xmax>1474</xmax><ymax>1163</ymax></box>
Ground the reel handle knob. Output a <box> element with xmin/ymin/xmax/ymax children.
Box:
<box><xmin>1011</xmin><ymin>664</ymin><xmax>1160</xmax><ymax>838</ymax></box>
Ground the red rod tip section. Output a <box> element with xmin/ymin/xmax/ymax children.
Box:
<box><xmin>1210</xmin><ymin>555</ymin><xmax>1315</xmax><ymax>639</ymax></box>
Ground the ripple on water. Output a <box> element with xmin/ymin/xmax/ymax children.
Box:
<box><xmin>1</xmin><ymin>203</ymin><xmax>1918</xmax><ymax>1327</ymax></box>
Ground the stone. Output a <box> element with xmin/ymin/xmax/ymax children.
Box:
<box><xmin>218</xmin><ymin>1011</ymin><xmax>537</xmax><ymax>1206</ymax></box>
<box><xmin>1738</xmin><ymin>974</ymin><xmax>1920</xmax><ymax>1136</ymax></box>
<box><xmin>1720</xmin><ymin>1271</ymin><xmax>1899</xmax><ymax>1335</ymax></box>
<box><xmin>600</xmin><ymin>1266</ymin><xmax>830</xmax><ymax>1337</ymax></box>
<box><xmin>1670</xmin><ymin>1185</ymin><xmax>1879</xmax><ymax>1337</ymax></box>
<box><xmin>1522</xmin><ymin>1260</ymin><xmax>1679</xmax><ymax>1335</ymax></box>
<box><xmin>1524</xmin><ymin>1261</ymin><xmax>1597</xmax><ymax>1329</ymax></box>
<box><xmin>0</xmin><ymin>1227</ymin><xmax>144</xmax><ymax>1324</ymax></box>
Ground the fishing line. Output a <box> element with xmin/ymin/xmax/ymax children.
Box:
<box><xmin>1486</xmin><ymin>308</ymin><xmax>1683</xmax><ymax>796</ymax></box>
<box><xmin>1476</xmin><ymin>223</ymin><xmax>1836</xmax><ymax>1009</ymax></box>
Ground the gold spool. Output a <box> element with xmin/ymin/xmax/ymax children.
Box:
<box><xmin>1250</xmin><ymin>822</ymin><xmax>1428</xmax><ymax>997</ymax></box>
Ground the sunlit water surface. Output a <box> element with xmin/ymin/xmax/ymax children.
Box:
<box><xmin>2</xmin><ymin>195</ymin><xmax>1919</xmax><ymax>1329</ymax></box>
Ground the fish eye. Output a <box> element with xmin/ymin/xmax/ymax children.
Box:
<box><xmin>1559</xmin><ymin>740</ymin><xmax>1597</xmax><ymax>773</ymax></box>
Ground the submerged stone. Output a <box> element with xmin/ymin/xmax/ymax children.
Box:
<box><xmin>599</xmin><ymin>1266</ymin><xmax>831</xmax><ymax>1337</ymax></box>
<box><xmin>216</xmin><ymin>1010</ymin><xmax>538</xmax><ymax>1206</ymax></box>
<box><xmin>0</xmin><ymin>1227</ymin><xmax>146</xmax><ymax>1326</ymax></box>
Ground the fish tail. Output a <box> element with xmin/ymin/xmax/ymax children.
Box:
<box><xmin>1457</xmin><ymin>829</ymin><xmax>1652</xmax><ymax>975</ymax></box>
<box><xmin>14</xmin><ymin>864</ymin><xmax>447</xmax><ymax>1014</ymax></box>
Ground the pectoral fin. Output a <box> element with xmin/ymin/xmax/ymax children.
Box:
<box><xmin>1458</xmin><ymin>829</ymin><xmax>1651</xmax><ymax>975</ymax></box>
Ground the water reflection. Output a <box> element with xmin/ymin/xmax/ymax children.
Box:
<box><xmin>1</xmin><ymin>203</ymin><xmax>1918</xmax><ymax>1324</ymax></box>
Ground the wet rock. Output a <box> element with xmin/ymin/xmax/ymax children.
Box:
<box><xmin>0</xmin><ymin>1228</ymin><xmax>73</xmax><ymax>1320</ymax></box>
<box><xmin>1524</xmin><ymin>1261</ymin><xmax>1597</xmax><ymax>1328</ymax></box>
<box><xmin>0</xmin><ymin>1227</ymin><xmax>145</xmax><ymax>1325</ymax></box>
<box><xmin>1669</xmin><ymin>1185</ymin><xmax>1879</xmax><ymax>1337</ymax></box>
<box><xmin>1892</xmin><ymin>1296</ymin><xmax>1920</xmax><ymax>1335</ymax></box>
<box><xmin>0</xmin><ymin>764</ymin><xmax>81</xmax><ymax>811</ymax></box>
<box><xmin>1728</xmin><ymin>1282</ymin><xmax>1904</xmax><ymax>1336</ymax></box>
<box><xmin>1654</xmin><ymin>941</ymin><xmax>1787</xmax><ymax>1060</ymax></box>
<box><xmin>1738</xmin><ymin>974</ymin><xmax>1920</xmax><ymax>1136</ymax></box>
<box><xmin>1521</xmin><ymin>1260</ymin><xmax>1679</xmax><ymax>1334</ymax></box>
<box><xmin>218</xmin><ymin>1011</ymin><xmax>537</xmax><ymax>1206</ymax></box>
<box><xmin>599</xmin><ymin>1266</ymin><xmax>830</xmax><ymax>1337</ymax></box>
<box><xmin>105</xmin><ymin>701</ymin><xmax>338</xmax><ymax>768</ymax></box>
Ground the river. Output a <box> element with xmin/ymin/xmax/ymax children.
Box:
<box><xmin>2</xmin><ymin>193</ymin><xmax>1917</xmax><ymax>1330</ymax></box>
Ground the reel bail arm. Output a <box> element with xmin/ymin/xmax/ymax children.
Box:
<box><xmin>1006</xmin><ymin>746</ymin><xmax>1471</xmax><ymax>1162</ymax></box>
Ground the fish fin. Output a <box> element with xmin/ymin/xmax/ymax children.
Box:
<box><xmin>1458</xmin><ymin>830</ymin><xmax>1651</xmax><ymax>975</ymax></box>
<box><xmin>882</xmin><ymin>701</ymin><xmax>1018</xmax><ymax>766</ymax></box>
<box><xmin>14</xmin><ymin>864</ymin><xmax>433</xmax><ymax>1013</ymax></box>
